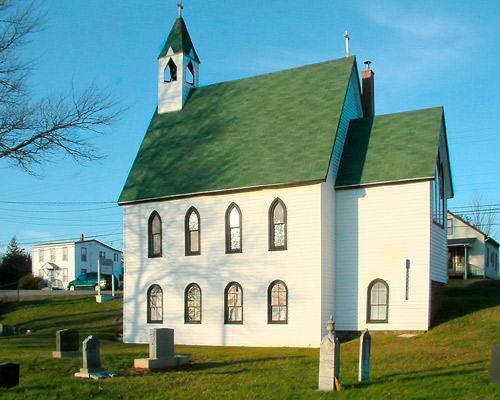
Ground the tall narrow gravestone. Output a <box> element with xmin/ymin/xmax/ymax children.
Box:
<box><xmin>491</xmin><ymin>346</ymin><xmax>500</xmax><ymax>384</ymax></box>
<box><xmin>134</xmin><ymin>328</ymin><xmax>188</xmax><ymax>370</ymax></box>
<box><xmin>75</xmin><ymin>336</ymin><xmax>115</xmax><ymax>379</ymax></box>
<box><xmin>53</xmin><ymin>329</ymin><xmax>82</xmax><ymax>358</ymax></box>
<box><xmin>359</xmin><ymin>329</ymin><xmax>371</xmax><ymax>381</ymax></box>
<box><xmin>318</xmin><ymin>316</ymin><xmax>341</xmax><ymax>391</ymax></box>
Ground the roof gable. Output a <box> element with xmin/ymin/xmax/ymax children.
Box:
<box><xmin>119</xmin><ymin>57</ymin><xmax>355</xmax><ymax>204</ymax></box>
<box><xmin>335</xmin><ymin>107</ymin><xmax>444</xmax><ymax>188</ymax></box>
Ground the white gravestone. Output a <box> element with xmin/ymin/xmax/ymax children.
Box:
<box><xmin>318</xmin><ymin>316</ymin><xmax>341</xmax><ymax>391</ymax></box>
<box><xmin>359</xmin><ymin>329</ymin><xmax>371</xmax><ymax>381</ymax></box>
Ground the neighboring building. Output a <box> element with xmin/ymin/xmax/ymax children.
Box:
<box><xmin>118</xmin><ymin>12</ymin><xmax>453</xmax><ymax>347</ymax></box>
<box><xmin>32</xmin><ymin>235</ymin><xmax>123</xmax><ymax>289</ymax></box>
<box><xmin>447</xmin><ymin>211</ymin><xmax>499</xmax><ymax>279</ymax></box>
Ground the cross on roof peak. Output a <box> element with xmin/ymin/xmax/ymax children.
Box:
<box><xmin>177</xmin><ymin>1</ymin><xmax>184</xmax><ymax>17</ymax></box>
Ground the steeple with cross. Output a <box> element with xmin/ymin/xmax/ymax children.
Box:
<box><xmin>157</xmin><ymin>2</ymin><xmax>200</xmax><ymax>113</ymax></box>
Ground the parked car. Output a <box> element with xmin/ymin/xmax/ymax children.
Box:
<box><xmin>67</xmin><ymin>272</ymin><xmax>119</xmax><ymax>291</ymax></box>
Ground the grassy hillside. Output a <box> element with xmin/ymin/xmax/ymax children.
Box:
<box><xmin>0</xmin><ymin>280</ymin><xmax>500</xmax><ymax>399</ymax></box>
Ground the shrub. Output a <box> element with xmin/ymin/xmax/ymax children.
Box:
<box><xmin>18</xmin><ymin>274</ymin><xmax>47</xmax><ymax>290</ymax></box>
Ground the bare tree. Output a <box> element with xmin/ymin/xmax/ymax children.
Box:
<box><xmin>0</xmin><ymin>0</ymin><xmax>121</xmax><ymax>173</ymax></box>
<box><xmin>459</xmin><ymin>195</ymin><xmax>498</xmax><ymax>238</ymax></box>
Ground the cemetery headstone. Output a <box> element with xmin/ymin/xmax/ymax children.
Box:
<box><xmin>134</xmin><ymin>328</ymin><xmax>188</xmax><ymax>370</ymax></box>
<box><xmin>0</xmin><ymin>362</ymin><xmax>20</xmax><ymax>387</ymax></box>
<box><xmin>318</xmin><ymin>316</ymin><xmax>341</xmax><ymax>391</ymax></box>
<box><xmin>75</xmin><ymin>335</ymin><xmax>115</xmax><ymax>379</ymax></box>
<box><xmin>358</xmin><ymin>329</ymin><xmax>371</xmax><ymax>381</ymax></box>
<box><xmin>491</xmin><ymin>345</ymin><xmax>500</xmax><ymax>384</ymax></box>
<box><xmin>53</xmin><ymin>329</ymin><xmax>82</xmax><ymax>358</ymax></box>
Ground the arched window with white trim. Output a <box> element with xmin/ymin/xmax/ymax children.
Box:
<box><xmin>367</xmin><ymin>279</ymin><xmax>389</xmax><ymax>323</ymax></box>
<box><xmin>147</xmin><ymin>284</ymin><xmax>163</xmax><ymax>323</ymax></box>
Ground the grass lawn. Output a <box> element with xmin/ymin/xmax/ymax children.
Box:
<box><xmin>1</xmin><ymin>279</ymin><xmax>500</xmax><ymax>399</ymax></box>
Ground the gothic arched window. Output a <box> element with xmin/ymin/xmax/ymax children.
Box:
<box><xmin>225</xmin><ymin>203</ymin><xmax>242</xmax><ymax>253</ymax></box>
<box><xmin>164</xmin><ymin>58</ymin><xmax>177</xmax><ymax>82</ymax></box>
<box><xmin>148</xmin><ymin>211</ymin><xmax>162</xmax><ymax>258</ymax></box>
<box><xmin>185</xmin><ymin>207</ymin><xmax>200</xmax><ymax>255</ymax></box>
<box><xmin>269</xmin><ymin>198</ymin><xmax>287</xmax><ymax>251</ymax></box>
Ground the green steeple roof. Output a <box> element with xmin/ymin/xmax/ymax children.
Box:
<box><xmin>159</xmin><ymin>17</ymin><xmax>200</xmax><ymax>63</ymax></box>
<box><xmin>119</xmin><ymin>57</ymin><xmax>356</xmax><ymax>204</ymax></box>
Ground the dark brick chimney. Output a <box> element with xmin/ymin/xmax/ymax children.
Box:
<box><xmin>361</xmin><ymin>61</ymin><xmax>375</xmax><ymax>117</ymax></box>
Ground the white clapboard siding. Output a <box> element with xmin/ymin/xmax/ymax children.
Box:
<box><xmin>123</xmin><ymin>184</ymin><xmax>324</xmax><ymax>347</ymax></box>
<box><xmin>335</xmin><ymin>181</ymin><xmax>433</xmax><ymax>331</ymax></box>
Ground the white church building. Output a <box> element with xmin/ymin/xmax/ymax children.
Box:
<box><xmin>119</xmin><ymin>12</ymin><xmax>453</xmax><ymax>347</ymax></box>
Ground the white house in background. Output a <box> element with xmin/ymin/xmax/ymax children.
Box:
<box><xmin>31</xmin><ymin>235</ymin><xmax>123</xmax><ymax>289</ymax></box>
<box><xmin>118</xmin><ymin>12</ymin><xmax>453</xmax><ymax>347</ymax></box>
<box><xmin>447</xmin><ymin>211</ymin><xmax>499</xmax><ymax>280</ymax></box>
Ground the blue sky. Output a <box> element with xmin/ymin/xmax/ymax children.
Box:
<box><xmin>1</xmin><ymin>0</ymin><xmax>499</xmax><ymax>253</ymax></box>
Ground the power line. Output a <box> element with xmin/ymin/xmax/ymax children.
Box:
<box><xmin>0</xmin><ymin>200</ymin><xmax>116</xmax><ymax>206</ymax></box>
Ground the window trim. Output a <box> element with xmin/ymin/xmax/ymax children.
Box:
<box><xmin>267</xmin><ymin>280</ymin><xmax>288</xmax><ymax>324</ymax></box>
<box><xmin>225</xmin><ymin>203</ymin><xmax>242</xmax><ymax>254</ymax></box>
<box><xmin>81</xmin><ymin>247</ymin><xmax>87</xmax><ymax>262</ymax></box>
<box><xmin>184</xmin><ymin>283</ymin><xmax>202</xmax><ymax>324</ymax></box>
<box><xmin>367</xmin><ymin>279</ymin><xmax>389</xmax><ymax>323</ymax></box>
<box><xmin>148</xmin><ymin>211</ymin><xmax>162</xmax><ymax>258</ymax></box>
<box><xmin>224</xmin><ymin>281</ymin><xmax>243</xmax><ymax>324</ymax></box>
<box><xmin>185</xmin><ymin>207</ymin><xmax>201</xmax><ymax>256</ymax></box>
<box><xmin>147</xmin><ymin>284</ymin><xmax>163</xmax><ymax>324</ymax></box>
<box><xmin>269</xmin><ymin>198</ymin><xmax>287</xmax><ymax>251</ymax></box>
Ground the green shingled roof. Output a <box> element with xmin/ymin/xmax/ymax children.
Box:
<box><xmin>119</xmin><ymin>57</ymin><xmax>356</xmax><ymax>204</ymax></box>
<box><xmin>159</xmin><ymin>17</ymin><xmax>200</xmax><ymax>63</ymax></box>
<box><xmin>335</xmin><ymin>107</ymin><xmax>444</xmax><ymax>188</ymax></box>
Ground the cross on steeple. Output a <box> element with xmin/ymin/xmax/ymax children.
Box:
<box><xmin>177</xmin><ymin>1</ymin><xmax>183</xmax><ymax>17</ymax></box>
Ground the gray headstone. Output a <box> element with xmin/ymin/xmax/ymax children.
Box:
<box><xmin>81</xmin><ymin>336</ymin><xmax>104</xmax><ymax>373</ymax></box>
<box><xmin>150</xmin><ymin>328</ymin><xmax>174</xmax><ymax>359</ymax></box>
<box><xmin>0</xmin><ymin>362</ymin><xmax>20</xmax><ymax>387</ymax></box>
<box><xmin>56</xmin><ymin>329</ymin><xmax>79</xmax><ymax>352</ymax></box>
<box><xmin>318</xmin><ymin>316</ymin><xmax>340</xmax><ymax>391</ymax></box>
<box><xmin>359</xmin><ymin>329</ymin><xmax>372</xmax><ymax>381</ymax></box>
<box><xmin>491</xmin><ymin>346</ymin><xmax>500</xmax><ymax>383</ymax></box>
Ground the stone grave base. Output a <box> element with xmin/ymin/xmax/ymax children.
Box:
<box><xmin>95</xmin><ymin>295</ymin><xmax>114</xmax><ymax>303</ymax></box>
<box><xmin>134</xmin><ymin>355</ymin><xmax>189</xmax><ymax>370</ymax></box>
<box><xmin>53</xmin><ymin>350</ymin><xmax>82</xmax><ymax>358</ymax></box>
<box><xmin>75</xmin><ymin>367</ymin><xmax>116</xmax><ymax>380</ymax></box>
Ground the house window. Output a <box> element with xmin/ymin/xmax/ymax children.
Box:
<box><xmin>367</xmin><ymin>279</ymin><xmax>389</xmax><ymax>323</ymax></box>
<box><xmin>114</xmin><ymin>253</ymin><xmax>119</xmax><ymax>262</ymax></box>
<box><xmin>99</xmin><ymin>251</ymin><xmax>106</xmax><ymax>259</ymax></box>
<box><xmin>62</xmin><ymin>268</ymin><xmax>68</xmax><ymax>282</ymax></box>
<box><xmin>39</xmin><ymin>249</ymin><xmax>44</xmax><ymax>262</ymax></box>
<box><xmin>185</xmin><ymin>207</ymin><xmax>201</xmax><ymax>255</ymax></box>
<box><xmin>50</xmin><ymin>248</ymin><xmax>56</xmax><ymax>261</ymax></box>
<box><xmin>185</xmin><ymin>283</ymin><xmax>201</xmax><ymax>323</ymax></box>
<box><xmin>486</xmin><ymin>248</ymin><xmax>490</xmax><ymax>267</ymax></box>
<box><xmin>81</xmin><ymin>247</ymin><xmax>87</xmax><ymax>262</ymax></box>
<box><xmin>269</xmin><ymin>198</ymin><xmax>287</xmax><ymax>251</ymax></box>
<box><xmin>186</xmin><ymin>61</ymin><xmax>195</xmax><ymax>86</ymax></box>
<box><xmin>147</xmin><ymin>284</ymin><xmax>163</xmax><ymax>323</ymax></box>
<box><xmin>225</xmin><ymin>282</ymin><xmax>243</xmax><ymax>324</ymax></box>
<box><xmin>268</xmin><ymin>280</ymin><xmax>288</xmax><ymax>324</ymax></box>
<box><xmin>81</xmin><ymin>268</ymin><xmax>87</xmax><ymax>275</ymax></box>
<box><xmin>225</xmin><ymin>203</ymin><xmax>242</xmax><ymax>253</ymax></box>
<box><xmin>62</xmin><ymin>247</ymin><xmax>68</xmax><ymax>261</ymax></box>
<box><xmin>432</xmin><ymin>162</ymin><xmax>445</xmax><ymax>226</ymax></box>
<box><xmin>164</xmin><ymin>58</ymin><xmax>177</xmax><ymax>82</ymax></box>
<box><xmin>148</xmin><ymin>211</ymin><xmax>162</xmax><ymax>258</ymax></box>
<box><xmin>447</xmin><ymin>218</ymin><xmax>453</xmax><ymax>235</ymax></box>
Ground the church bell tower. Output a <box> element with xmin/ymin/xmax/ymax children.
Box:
<box><xmin>158</xmin><ymin>2</ymin><xmax>200</xmax><ymax>114</ymax></box>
